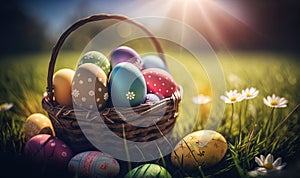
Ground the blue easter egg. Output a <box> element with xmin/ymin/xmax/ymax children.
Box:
<box><xmin>110</xmin><ymin>46</ymin><xmax>143</xmax><ymax>70</ymax></box>
<box><xmin>109</xmin><ymin>62</ymin><xmax>146</xmax><ymax>107</ymax></box>
<box><xmin>142</xmin><ymin>55</ymin><xmax>168</xmax><ymax>71</ymax></box>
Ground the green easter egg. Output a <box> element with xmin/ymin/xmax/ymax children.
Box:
<box><xmin>77</xmin><ymin>51</ymin><xmax>111</xmax><ymax>76</ymax></box>
<box><xmin>124</xmin><ymin>164</ymin><xmax>172</xmax><ymax>178</ymax></box>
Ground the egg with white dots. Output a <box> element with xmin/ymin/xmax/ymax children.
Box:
<box><xmin>77</xmin><ymin>51</ymin><xmax>111</xmax><ymax>76</ymax></box>
<box><xmin>142</xmin><ymin>68</ymin><xmax>178</xmax><ymax>98</ymax></box>
<box><xmin>24</xmin><ymin>134</ymin><xmax>73</xmax><ymax>169</ymax></box>
<box><xmin>68</xmin><ymin>151</ymin><xmax>120</xmax><ymax>178</ymax></box>
<box><xmin>72</xmin><ymin>63</ymin><xmax>108</xmax><ymax>110</ymax></box>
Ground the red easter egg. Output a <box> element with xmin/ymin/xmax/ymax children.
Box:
<box><xmin>24</xmin><ymin>134</ymin><xmax>73</xmax><ymax>169</ymax></box>
<box><xmin>142</xmin><ymin>68</ymin><xmax>178</xmax><ymax>98</ymax></box>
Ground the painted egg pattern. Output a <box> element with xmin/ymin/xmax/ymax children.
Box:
<box><xmin>142</xmin><ymin>55</ymin><xmax>168</xmax><ymax>71</ymax></box>
<box><xmin>24</xmin><ymin>113</ymin><xmax>55</xmax><ymax>140</ymax></box>
<box><xmin>72</xmin><ymin>63</ymin><xmax>108</xmax><ymax>110</ymax></box>
<box><xmin>53</xmin><ymin>68</ymin><xmax>75</xmax><ymax>106</ymax></box>
<box><xmin>25</xmin><ymin>134</ymin><xmax>73</xmax><ymax>169</ymax></box>
<box><xmin>110</xmin><ymin>46</ymin><xmax>143</xmax><ymax>70</ymax></box>
<box><xmin>171</xmin><ymin>130</ymin><xmax>227</xmax><ymax>170</ymax></box>
<box><xmin>109</xmin><ymin>62</ymin><xmax>146</xmax><ymax>107</ymax></box>
<box><xmin>145</xmin><ymin>93</ymin><xmax>161</xmax><ymax>103</ymax></box>
<box><xmin>77</xmin><ymin>51</ymin><xmax>111</xmax><ymax>76</ymax></box>
<box><xmin>68</xmin><ymin>151</ymin><xmax>120</xmax><ymax>178</ymax></box>
<box><xmin>124</xmin><ymin>164</ymin><xmax>172</xmax><ymax>178</ymax></box>
<box><xmin>142</xmin><ymin>68</ymin><xmax>178</xmax><ymax>98</ymax></box>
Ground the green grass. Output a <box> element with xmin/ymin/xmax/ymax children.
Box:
<box><xmin>0</xmin><ymin>51</ymin><xmax>299</xmax><ymax>177</ymax></box>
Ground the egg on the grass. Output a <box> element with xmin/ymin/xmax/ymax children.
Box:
<box><xmin>24</xmin><ymin>113</ymin><xmax>55</xmax><ymax>140</ymax></box>
<box><xmin>68</xmin><ymin>151</ymin><xmax>120</xmax><ymax>178</ymax></box>
<box><xmin>171</xmin><ymin>130</ymin><xmax>227</xmax><ymax>171</ymax></box>
<box><xmin>24</xmin><ymin>134</ymin><xmax>73</xmax><ymax>169</ymax></box>
<box><xmin>77</xmin><ymin>51</ymin><xmax>111</xmax><ymax>76</ymax></box>
<box><xmin>53</xmin><ymin>68</ymin><xmax>75</xmax><ymax>106</ymax></box>
<box><xmin>124</xmin><ymin>164</ymin><xmax>172</xmax><ymax>178</ymax></box>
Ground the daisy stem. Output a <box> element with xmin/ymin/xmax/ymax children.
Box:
<box><xmin>266</xmin><ymin>108</ymin><xmax>275</xmax><ymax>135</ymax></box>
<box><xmin>229</xmin><ymin>103</ymin><xmax>234</xmax><ymax>134</ymax></box>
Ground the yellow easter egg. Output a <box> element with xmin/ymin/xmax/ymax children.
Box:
<box><xmin>53</xmin><ymin>68</ymin><xmax>75</xmax><ymax>106</ymax></box>
<box><xmin>24</xmin><ymin>113</ymin><xmax>55</xmax><ymax>140</ymax></box>
<box><xmin>171</xmin><ymin>130</ymin><xmax>227</xmax><ymax>171</ymax></box>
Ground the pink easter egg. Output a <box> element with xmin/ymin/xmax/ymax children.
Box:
<box><xmin>24</xmin><ymin>134</ymin><xmax>73</xmax><ymax>169</ymax></box>
<box><xmin>142</xmin><ymin>68</ymin><xmax>178</xmax><ymax>98</ymax></box>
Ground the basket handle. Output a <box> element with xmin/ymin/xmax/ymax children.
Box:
<box><xmin>47</xmin><ymin>14</ymin><xmax>165</xmax><ymax>100</ymax></box>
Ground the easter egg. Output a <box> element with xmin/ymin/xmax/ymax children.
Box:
<box><xmin>109</xmin><ymin>62</ymin><xmax>146</xmax><ymax>107</ymax></box>
<box><xmin>68</xmin><ymin>151</ymin><xmax>120</xmax><ymax>178</ymax></box>
<box><xmin>53</xmin><ymin>68</ymin><xmax>75</xmax><ymax>106</ymax></box>
<box><xmin>142</xmin><ymin>68</ymin><xmax>178</xmax><ymax>99</ymax></box>
<box><xmin>24</xmin><ymin>113</ymin><xmax>55</xmax><ymax>140</ymax></box>
<box><xmin>124</xmin><ymin>164</ymin><xmax>172</xmax><ymax>178</ymax></box>
<box><xmin>171</xmin><ymin>130</ymin><xmax>227</xmax><ymax>170</ymax></box>
<box><xmin>72</xmin><ymin>63</ymin><xmax>108</xmax><ymax>110</ymax></box>
<box><xmin>24</xmin><ymin>134</ymin><xmax>73</xmax><ymax>169</ymax></box>
<box><xmin>110</xmin><ymin>46</ymin><xmax>143</xmax><ymax>70</ymax></box>
<box><xmin>77</xmin><ymin>51</ymin><xmax>111</xmax><ymax>76</ymax></box>
<box><xmin>142</xmin><ymin>55</ymin><xmax>168</xmax><ymax>71</ymax></box>
<box><xmin>145</xmin><ymin>93</ymin><xmax>161</xmax><ymax>103</ymax></box>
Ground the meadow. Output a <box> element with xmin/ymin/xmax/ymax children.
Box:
<box><xmin>0</xmin><ymin>51</ymin><xmax>299</xmax><ymax>177</ymax></box>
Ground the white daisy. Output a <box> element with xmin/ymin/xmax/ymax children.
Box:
<box><xmin>0</xmin><ymin>103</ymin><xmax>13</xmax><ymax>111</ymax></box>
<box><xmin>242</xmin><ymin>87</ymin><xmax>259</xmax><ymax>100</ymax></box>
<box><xmin>220</xmin><ymin>90</ymin><xmax>244</xmax><ymax>104</ymax></box>
<box><xmin>248</xmin><ymin>153</ymin><xmax>286</xmax><ymax>176</ymax></box>
<box><xmin>263</xmin><ymin>94</ymin><xmax>288</xmax><ymax>108</ymax></box>
<box><xmin>72</xmin><ymin>89</ymin><xmax>80</xmax><ymax>98</ymax></box>
<box><xmin>126</xmin><ymin>91</ymin><xmax>135</xmax><ymax>100</ymax></box>
<box><xmin>192</xmin><ymin>94</ymin><xmax>211</xmax><ymax>105</ymax></box>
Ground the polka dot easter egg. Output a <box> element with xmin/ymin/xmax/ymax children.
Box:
<box><xmin>171</xmin><ymin>130</ymin><xmax>227</xmax><ymax>171</ymax></box>
<box><xmin>142</xmin><ymin>54</ymin><xmax>168</xmax><ymax>71</ymax></box>
<box><xmin>72</xmin><ymin>63</ymin><xmax>108</xmax><ymax>110</ymax></box>
<box><xmin>124</xmin><ymin>164</ymin><xmax>172</xmax><ymax>178</ymax></box>
<box><xmin>24</xmin><ymin>134</ymin><xmax>73</xmax><ymax>169</ymax></box>
<box><xmin>77</xmin><ymin>51</ymin><xmax>111</xmax><ymax>76</ymax></box>
<box><xmin>110</xmin><ymin>46</ymin><xmax>143</xmax><ymax>70</ymax></box>
<box><xmin>109</xmin><ymin>62</ymin><xmax>146</xmax><ymax>107</ymax></box>
<box><xmin>68</xmin><ymin>151</ymin><xmax>120</xmax><ymax>178</ymax></box>
<box><xmin>24</xmin><ymin>113</ymin><xmax>55</xmax><ymax>140</ymax></box>
<box><xmin>142</xmin><ymin>68</ymin><xmax>178</xmax><ymax>99</ymax></box>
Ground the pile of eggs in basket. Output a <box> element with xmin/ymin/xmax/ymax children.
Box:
<box><xmin>52</xmin><ymin>46</ymin><xmax>178</xmax><ymax>111</ymax></box>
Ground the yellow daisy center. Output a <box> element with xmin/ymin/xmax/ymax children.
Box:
<box><xmin>263</xmin><ymin>162</ymin><xmax>273</xmax><ymax>170</ymax></box>
<box><xmin>270</xmin><ymin>100</ymin><xmax>278</xmax><ymax>106</ymax></box>
<box><xmin>230</xmin><ymin>96</ymin><xmax>237</xmax><ymax>102</ymax></box>
<box><xmin>246</xmin><ymin>93</ymin><xmax>252</xmax><ymax>97</ymax></box>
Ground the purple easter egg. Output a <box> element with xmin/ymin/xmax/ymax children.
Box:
<box><xmin>110</xmin><ymin>46</ymin><xmax>143</xmax><ymax>70</ymax></box>
<box><xmin>145</xmin><ymin>93</ymin><xmax>161</xmax><ymax>103</ymax></box>
<box><xmin>24</xmin><ymin>134</ymin><xmax>73</xmax><ymax>169</ymax></box>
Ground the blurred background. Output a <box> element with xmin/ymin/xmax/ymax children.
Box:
<box><xmin>1</xmin><ymin>0</ymin><xmax>299</xmax><ymax>56</ymax></box>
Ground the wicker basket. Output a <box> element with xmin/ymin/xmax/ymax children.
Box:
<box><xmin>42</xmin><ymin>14</ymin><xmax>181</xmax><ymax>153</ymax></box>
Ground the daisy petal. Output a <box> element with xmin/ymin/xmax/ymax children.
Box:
<box><xmin>255</xmin><ymin>157</ymin><xmax>264</xmax><ymax>166</ymax></box>
<box><xmin>272</xmin><ymin>157</ymin><xmax>282</xmax><ymax>167</ymax></box>
<box><xmin>260</xmin><ymin>155</ymin><xmax>265</xmax><ymax>163</ymax></box>
<box><xmin>275</xmin><ymin>163</ymin><xmax>286</xmax><ymax>170</ymax></box>
<box><xmin>265</xmin><ymin>154</ymin><xmax>274</xmax><ymax>164</ymax></box>
<box><xmin>256</xmin><ymin>167</ymin><xmax>268</xmax><ymax>175</ymax></box>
